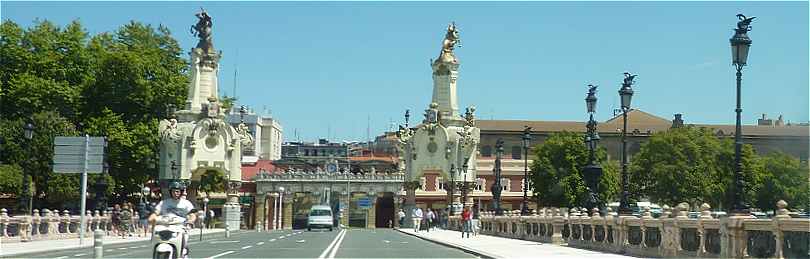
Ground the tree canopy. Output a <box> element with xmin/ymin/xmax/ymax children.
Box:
<box><xmin>530</xmin><ymin>131</ymin><xmax>620</xmax><ymax>208</ymax></box>
<box><xmin>0</xmin><ymin>19</ymin><xmax>189</xmax><ymax>211</ymax></box>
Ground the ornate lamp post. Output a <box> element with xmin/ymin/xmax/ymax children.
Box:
<box><xmin>521</xmin><ymin>126</ymin><xmax>531</xmax><ymax>216</ymax></box>
<box><xmin>583</xmin><ymin>85</ymin><xmax>603</xmax><ymax>214</ymax></box>
<box><xmin>618</xmin><ymin>72</ymin><xmax>636</xmax><ymax>216</ymax></box>
<box><xmin>21</xmin><ymin>121</ymin><xmax>35</xmax><ymax>215</ymax></box>
<box><xmin>491</xmin><ymin>139</ymin><xmax>504</xmax><ymax>216</ymax></box>
<box><xmin>449</xmin><ymin>164</ymin><xmax>456</xmax><ymax>216</ymax></box>
<box><xmin>729</xmin><ymin>14</ymin><xmax>754</xmax><ymax>215</ymax></box>
<box><xmin>462</xmin><ymin>160</ymin><xmax>469</xmax><ymax>210</ymax></box>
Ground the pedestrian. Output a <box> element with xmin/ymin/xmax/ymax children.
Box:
<box><xmin>472</xmin><ymin>204</ymin><xmax>480</xmax><ymax>236</ymax></box>
<box><xmin>119</xmin><ymin>203</ymin><xmax>132</xmax><ymax>238</ymax></box>
<box><xmin>424</xmin><ymin>209</ymin><xmax>433</xmax><ymax>232</ymax></box>
<box><xmin>461</xmin><ymin>207</ymin><xmax>472</xmax><ymax>238</ymax></box>
<box><xmin>412</xmin><ymin>207</ymin><xmax>423</xmax><ymax>232</ymax></box>
<box><xmin>137</xmin><ymin>202</ymin><xmax>153</xmax><ymax>237</ymax></box>
<box><xmin>111</xmin><ymin>204</ymin><xmax>121</xmax><ymax>236</ymax></box>
<box><xmin>397</xmin><ymin>209</ymin><xmax>405</xmax><ymax>228</ymax></box>
<box><xmin>207</xmin><ymin>209</ymin><xmax>215</xmax><ymax>228</ymax></box>
<box><xmin>429</xmin><ymin>209</ymin><xmax>437</xmax><ymax>230</ymax></box>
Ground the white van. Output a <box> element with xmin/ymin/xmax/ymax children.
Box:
<box><xmin>307</xmin><ymin>205</ymin><xmax>334</xmax><ymax>231</ymax></box>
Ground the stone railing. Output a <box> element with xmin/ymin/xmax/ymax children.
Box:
<box><xmin>255</xmin><ymin>170</ymin><xmax>406</xmax><ymax>182</ymax></box>
<box><xmin>449</xmin><ymin>200</ymin><xmax>809</xmax><ymax>258</ymax></box>
<box><xmin>0</xmin><ymin>208</ymin><xmax>138</xmax><ymax>242</ymax></box>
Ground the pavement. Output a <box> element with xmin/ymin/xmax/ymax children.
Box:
<box><xmin>4</xmin><ymin>228</ymin><xmax>479</xmax><ymax>258</ymax></box>
<box><xmin>1</xmin><ymin>228</ymin><xmax>227</xmax><ymax>258</ymax></box>
<box><xmin>396</xmin><ymin>227</ymin><xmax>638</xmax><ymax>259</ymax></box>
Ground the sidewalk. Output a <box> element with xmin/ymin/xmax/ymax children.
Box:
<box><xmin>1</xmin><ymin>228</ymin><xmax>227</xmax><ymax>257</ymax></box>
<box><xmin>396</xmin><ymin>228</ymin><xmax>637</xmax><ymax>259</ymax></box>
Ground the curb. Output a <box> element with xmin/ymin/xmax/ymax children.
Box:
<box><xmin>395</xmin><ymin>229</ymin><xmax>499</xmax><ymax>259</ymax></box>
<box><xmin>2</xmin><ymin>229</ymin><xmax>231</xmax><ymax>257</ymax></box>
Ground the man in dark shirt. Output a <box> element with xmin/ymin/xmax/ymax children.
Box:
<box><xmin>137</xmin><ymin>202</ymin><xmax>153</xmax><ymax>237</ymax></box>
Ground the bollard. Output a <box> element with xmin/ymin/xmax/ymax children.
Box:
<box><xmin>225</xmin><ymin>226</ymin><xmax>230</xmax><ymax>238</ymax></box>
<box><xmin>93</xmin><ymin>229</ymin><xmax>104</xmax><ymax>259</ymax></box>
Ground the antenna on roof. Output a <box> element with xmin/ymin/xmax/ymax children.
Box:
<box><xmin>233</xmin><ymin>49</ymin><xmax>238</xmax><ymax>98</ymax></box>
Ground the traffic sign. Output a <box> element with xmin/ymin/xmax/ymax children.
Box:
<box><xmin>357</xmin><ymin>198</ymin><xmax>372</xmax><ymax>209</ymax></box>
<box><xmin>52</xmin><ymin>136</ymin><xmax>106</xmax><ymax>174</ymax></box>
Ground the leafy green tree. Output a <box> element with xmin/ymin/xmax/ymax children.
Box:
<box><xmin>753</xmin><ymin>152</ymin><xmax>810</xmax><ymax>211</ymax></box>
<box><xmin>629</xmin><ymin>126</ymin><xmax>763</xmax><ymax>210</ymax></box>
<box><xmin>198</xmin><ymin>170</ymin><xmax>227</xmax><ymax>197</ymax></box>
<box><xmin>530</xmin><ymin>131</ymin><xmax>620</xmax><ymax>208</ymax></box>
<box><xmin>0</xmin><ymin>164</ymin><xmax>23</xmax><ymax>197</ymax></box>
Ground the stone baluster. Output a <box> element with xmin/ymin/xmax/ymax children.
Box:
<box><xmin>661</xmin><ymin>205</ymin><xmax>676</xmax><ymax>256</ymax></box>
<box><xmin>552</xmin><ymin>207</ymin><xmax>565</xmax><ymax>244</ymax></box>
<box><xmin>1</xmin><ymin>208</ymin><xmax>8</xmax><ymax>238</ymax></box>
<box><xmin>641</xmin><ymin>206</ymin><xmax>652</xmax><ymax>248</ymax></box>
<box><xmin>40</xmin><ymin>209</ymin><xmax>50</xmax><ymax>239</ymax></box>
<box><xmin>47</xmin><ymin>209</ymin><xmax>59</xmax><ymax>239</ymax></box>
<box><xmin>697</xmin><ymin>203</ymin><xmax>711</xmax><ymax>256</ymax></box>
<box><xmin>591</xmin><ymin>208</ymin><xmax>603</xmax><ymax>244</ymax></box>
<box><xmin>773</xmin><ymin>200</ymin><xmax>790</xmax><ymax>259</ymax></box>
<box><xmin>31</xmin><ymin>209</ymin><xmax>41</xmax><ymax>239</ymax></box>
<box><xmin>62</xmin><ymin>210</ymin><xmax>72</xmax><ymax>235</ymax></box>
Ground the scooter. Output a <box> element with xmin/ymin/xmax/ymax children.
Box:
<box><xmin>152</xmin><ymin>215</ymin><xmax>190</xmax><ymax>259</ymax></box>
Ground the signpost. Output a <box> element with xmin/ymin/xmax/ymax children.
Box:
<box><xmin>53</xmin><ymin>135</ymin><xmax>106</xmax><ymax>246</ymax></box>
<box><xmin>357</xmin><ymin>197</ymin><xmax>372</xmax><ymax>209</ymax></box>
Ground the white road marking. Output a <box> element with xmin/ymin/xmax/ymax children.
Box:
<box><xmin>210</xmin><ymin>240</ymin><xmax>240</xmax><ymax>243</ymax></box>
<box><xmin>105</xmin><ymin>249</ymin><xmax>114</xmax><ymax>252</ymax></box>
<box><xmin>241</xmin><ymin>245</ymin><xmax>253</xmax><ymax>249</ymax></box>
<box><xmin>139</xmin><ymin>245</ymin><xmax>148</xmax><ymax>248</ymax></box>
<box><xmin>128</xmin><ymin>246</ymin><xmax>138</xmax><ymax>249</ymax></box>
<box><xmin>55</xmin><ymin>256</ymin><xmax>69</xmax><ymax>259</ymax></box>
<box><xmin>279</xmin><ymin>236</ymin><xmax>286</xmax><ymax>239</ymax></box>
<box><xmin>296</xmin><ymin>239</ymin><xmax>306</xmax><ymax>243</ymax></box>
<box><xmin>73</xmin><ymin>253</ymin><xmax>87</xmax><ymax>257</ymax></box>
<box><xmin>383</xmin><ymin>240</ymin><xmax>390</xmax><ymax>243</ymax></box>
<box><xmin>257</xmin><ymin>242</ymin><xmax>265</xmax><ymax>245</ymax></box>
<box><xmin>270</xmin><ymin>238</ymin><xmax>277</xmax><ymax>242</ymax></box>
<box><xmin>318</xmin><ymin>229</ymin><xmax>347</xmax><ymax>259</ymax></box>
<box><xmin>118</xmin><ymin>247</ymin><xmax>128</xmax><ymax>250</ymax></box>
<box><xmin>204</xmin><ymin>251</ymin><xmax>235</xmax><ymax>259</ymax></box>
<box><xmin>327</xmin><ymin>228</ymin><xmax>348</xmax><ymax>259</ymax></box>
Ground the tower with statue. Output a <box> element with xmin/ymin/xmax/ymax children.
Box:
<box><xmin>397</xmin><ymin>22</ymin><xmax>480</xmax><ymax>227</ymax></box>
<box><xmin>158</xmin><ymin>9</ymin><xmax>253</xmax><ymax>230</ymax></box>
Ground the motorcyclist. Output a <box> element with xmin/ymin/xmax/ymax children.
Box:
<box><xmin>149</xmin><ymin>182</ymin><xmax>197</xmax><ymax>256</ymax></box>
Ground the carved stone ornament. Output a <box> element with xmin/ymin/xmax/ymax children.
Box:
<box><xmin>423</xmin><ymin>102</ymin><xmax>440</xmax><ymax>133</ymax></box>
<box><xmin>464</xmin><ymin>106</ymin><xmax>476</xmax><ymax>127</ymax></box>
<box><xmin>237</xmin><ymin>123</ymin><xmax>255</xmax><ymax>151</ymax></box>
<box><xmin>161</xmin><ymin>118</ymin><xmax>181</xmax><ymax>141</ymax></box>
<box><xmin>457</xmin><ymin>125</ymin><xmax>476</xmax><ymax>147</ymax></box>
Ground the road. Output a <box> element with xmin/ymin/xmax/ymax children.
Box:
<box><xmin>16</xmin><ymin>229</ymin><xmax>478</xmax><ymax>258</ymax></box>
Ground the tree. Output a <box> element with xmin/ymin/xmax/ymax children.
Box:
<box><xmin>530</xmin><ymin>131</ymin><xmax>620</xmax><ymax>208</ymax></box>
<box><xmin>628</xmin><ymin>126</ymin><xmax>763</xmax><ymax>210</ymax></box>
<box><xmin>753</xmin><ymin>152</ymin><xmax>810</xmax><ymax>211</ymax></box>
<box><xmin>198</xmin><ymin>170</ymin><xmax>227</xmax><ymax>197</ymax></box>
<box><xmin>0</xmin><ymin>164</ymin><xmax>23</xmax><ymax>196</ymax></box>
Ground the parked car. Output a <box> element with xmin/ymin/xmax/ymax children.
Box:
<box><xmin>307</xmin><ymin>205</ymin><xmax>334</xmax><ymax>231</ymax></box>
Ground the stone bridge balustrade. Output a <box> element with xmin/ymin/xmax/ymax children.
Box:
<box><xmin>0</xmin><ymin>208</ymin><xmax>148</xmax><ymax>242</ymax></box>
<box><xmin>467</xmin><ymin>200</ymin><xmax>809</xmax><ymax>258</ymax></box>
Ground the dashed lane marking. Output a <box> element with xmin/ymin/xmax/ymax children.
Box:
<box><xmin>241</xmin><ymin>245</ymin><xmax>253</xmax><ymax>249</ymax></box>
<box><xmin>270</xmin><ymin>238</ymin><xmax>277</xmax><ymax>241</ymax></box>
<box><xmin>257</xmin><ymin>242</ymin><xmax>265</xmax><ymax>245</ymax></box>
<box><xmin>73</xmin><ymin>253</ymin><xmax>87</xmax><ymax>257</ymax></box>
<box><xmin>204</xmin><ymin>251</ymin><xmax>235</xmax><ymax>259</ymax></box>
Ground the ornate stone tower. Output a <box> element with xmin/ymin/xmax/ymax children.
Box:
<box><xmin>397</xmin><ymin>23</ymin><xmax>480</xmax><ymax>226</ymax></box>
<box><xmin>158</xmin><ymin>9</ymin><xmax>253</xmax><ymax>230</ymax></box>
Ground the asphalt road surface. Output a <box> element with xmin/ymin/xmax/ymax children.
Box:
<box><xmin>15</xmin><ymin>229</ymin><xmax>478</xmax><ymax>258</ymax></box>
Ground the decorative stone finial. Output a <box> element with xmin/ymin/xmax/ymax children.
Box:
<box><xmin>776</xmin><ymin>200</ymin><xmax>790</xmax><ymax>217</ymax></box>
<box><xmin>700</xmin><ymin>203</ymin><xmax>712</xmax><ymax>218</ymax></box>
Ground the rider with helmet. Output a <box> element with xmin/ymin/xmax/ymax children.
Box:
<box><xmin>149</xmin><ymin>181</ymin><xmax>197</xmax><ymax>256</ymax></box>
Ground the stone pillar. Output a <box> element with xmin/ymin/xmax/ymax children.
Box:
<box><xmin>720</xmin><ymin>214</ymin><xmax>748</xmax><ymax>258</ymax></box>
<box><xmin>339</xmin><ymin>192</ymin><xmax>349</xmax><ymax>227</ymax></box>
<box><xmin>255</xmin><ymin>193</ymin><xmax>266</xmax><ymax>231</ymax></box>
<box><xmin>402</xmin><ymin>182</ymin><xmax>418</xmax><ymax>229</ymax></box>
<box><xmin>282</xmin><ymin>195</ymin><xmax>293</xmax><ymax>229</ymax></box>
<box><xmin>223</xmin><ymin>181</ymin><xmax>242</xmax><ymax>230</ymax></box>
<box><xmin>367</xmin><ymin>194</ymin><xmax>378</xmax><ymax>229</ymax></box>
<box><xmin>551</xmin><ymin>208</ymin><xmax>565</xmax><ymax>245</ymax></box>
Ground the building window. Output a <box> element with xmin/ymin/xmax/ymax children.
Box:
<box><xmin>501</xmin><ymin>178</ymin><xmax>510</xmax><ymax>191</ymax></box>
<box><xmin>437</xmin><ymin>177</ymin><xmax>445</xmax><ymax>191</ymax></box>
<box><xmin>481</xmin><ymin>146</ymin><xmax>492</xmax><ymax>157</ymax></box>
<box><xmin>512</xmin><ymin>146</ymin><xmax>522</xmax><ymax>160</ymax></box>
<box><xmin>475</xmin><ymin>178</ymin><xmax>485</xmax><ymax>191</ymax></box>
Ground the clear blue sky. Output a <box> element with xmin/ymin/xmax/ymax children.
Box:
<box><xmin>3</xmin><ymin>1</ymin><xmax>808</xmax><ymax>142</ymax></box>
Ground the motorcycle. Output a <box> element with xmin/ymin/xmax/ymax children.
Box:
<box><xmin>152</xmin><ymin>215</ymin><xmax>190</xmax><ymax>259</ymax></box>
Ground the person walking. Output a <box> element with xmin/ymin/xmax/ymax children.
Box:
<box><xmin>397</xmin><ymin>209</ymin><xmax>405</xmax><ymax>228</ymax></box>
<box><xmin>412</xmin><ymin>207</ymin><xmax>423</xmax><ymax>232</ymax></box>
<box><xmin>461</xmin><ymin>207</ymin><xmax>472</xmax><ymax>238</ymax></box>
<box><xmin>137</xmin><ymin>201</ymin><xmax>153</xmax><ymax>237</ymax></box>
<box><xmin>111</xmin><ymin>204</ymin><xmax>121</xmax><ymax>236</ymax></box>
<box><xmin>472</xmin><ymin>205</ymin><xmax>480</xmax><ymax>236</ymax></box>
<box><xmin>119</xmin><ymin>203</ymin><xmax>133</xmax><ymax>238</ymax></box>
<box><xmin>207</xmin><ymin>209</ymin><xmax>215</xmax><ymax>228</ymax></box>
<box><xmin>424</xmin><ymin>209</ymin><xmax>433</xmax><ymax>232</ymax></box>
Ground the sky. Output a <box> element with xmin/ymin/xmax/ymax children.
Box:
<box><xmin>3</xmin><ymin>1</ymin><xmax>808</xmax><ymax>142</ymax></box>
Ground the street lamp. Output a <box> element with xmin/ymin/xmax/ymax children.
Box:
<box><xmin>278</xmin><ymin>186</ymin><xmax>285</xmax><ymax>230</ymax></box>
<box><xmin>583</xmin><ymin>85</ymin><xmax>603</xmax><ymax>215</ymax></box>
<box><xmin>492</xmin><ymin>139</ymin><xmax>504</xmax><ymax>216</ymax></box>
<box><xmin>21</xmin><ymin>121</ymin><xmax>35</xmax><ymax>215</ymax></box>
<box><xmin>203</xmin><ymin>197</ymin><xmax>210</xmax><ymax>228</ymax></box>
<box><xmin>729</xmin><ymin>14</ymin><xmax>754</xmax><ymax>215</ymax></box>
<box><xmin>462</xmin><ymin>160</ymin><xmax>469</xmax><ymax>211</ymax></box>
<box><xmin>521</xmin><ymin>126</ymin><xmax>532</xmax><ymax>216</ymax></box>
<box><xmin>618</xmin><ymin>73</ymin><xmax>636</xmax><ymax>216</ymax></box>
<box><xmin>449</xmin><ymin>164</ymin><xmax>456</xmax><ymax>216</ymax></box>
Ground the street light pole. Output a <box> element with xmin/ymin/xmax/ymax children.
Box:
<box><xmin>492</xmin><ymin>139</ymin><xmax>504</xmax><ymax>216</ymax></box>
<box><xmin>730</xmin><ymin>14</ymin><xmax>754</xmax><ymax>215</ymax></box>
<box><xmin>618</xmin><ymin>72</ymin><xmax>636</xmax><ymax>216</ymax></box>
<box><xmin>583</xmin><ymin>85</ymin><xmax>603</xmax><ymax>215</ymax></box>
<box><xmin>21</xmin><ymin>121</ymin><xmax>35</xmax><ymax>216</ymax></box>
<box><xmin>521</xmin><ymin>126</ymin><xmax>531</xmax><ymax>216</ymax></box>
<box><xmin>462</xmin><ymin>161</ymin><xmax>469</xmax><ymax>211</ymax></box>
<box><xmin>449</xmin><ymin>164</ymin><xmax>456</xmax><ymax>216</ymax></box>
